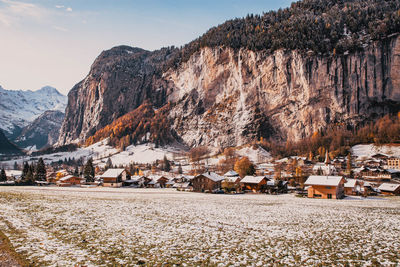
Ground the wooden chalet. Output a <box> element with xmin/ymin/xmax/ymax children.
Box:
<box><xmin>240</xmin><ymin>176</ymin><xmax>270</xmax><ymax>192</ymax></box>
<box><xmin>56</xmin><ymin>175</ymin><xmax>83</xmax><ymax>187</ymax></box>
<box><xmin>344</xmin><ymin>179</ymin><xmax>363</xmax><ymax>196</ymax></box>
<box><xmin>304</xmin><ymin>175</ymin><xmax>345</xmax><ymax>199</ymax></box>
<box><xmin>100</xmin><ymin>168</ymin><xmax>130</xmax><ymax>188</ymax></box>
<box><xmin>156</xmin><ymin>176</ymin><xmax>169</xmax><ymax>188</ymax></box>
<box><xmin>221</xmin><ymin>170</ymin><xmax>241</xmax><ymax>192</ymax></box>
<box><xmin>192</xmin><ymin>172</ymin><xmax>224</xmax><ymax>192</ymax></box>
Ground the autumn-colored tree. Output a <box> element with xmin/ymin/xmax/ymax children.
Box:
<box><xmin>234</xmin><ymin>157</ymin><xmax>255</xmax><ymax>178</ymax></box>
<box><xmin>189</xmin><ymin>146</ymin><xmax>209</xmax><ymax>170</ymax></box>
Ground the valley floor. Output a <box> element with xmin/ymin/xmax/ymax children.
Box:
<box><xmin>0</xmin><ymin>187</ymin><xmax>399</xmax><ymax>266</ymax></box>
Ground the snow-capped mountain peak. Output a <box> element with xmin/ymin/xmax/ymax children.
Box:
<box><xmin>0</xmin><ymin>85</ymin><xmax>68</xmax><ymax>137</ymax></box>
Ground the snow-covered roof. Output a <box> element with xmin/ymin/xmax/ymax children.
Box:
<box><xmin>99</xmin><ymin>168</ymin><xmax>126</xmax><ymax>178</ymax></box>
<box><xmin>378</xmin><ymin>183</ymin><xmax>400</xmax><ymax>192</ymax></box>
<box><xmin>344</xmin><ymin>179</ymin><xmax>359</xmax><ymax>188</ymax></box>
<box><xmin>5</xmin><ymin>170</ymin><xmax>22</xmax><ymax>177</ymax></box>
<box><xmin>174</xmin><ymin>182</ymin><xmax>190</xmax><ymax>188</ymax></box>
<box><xmin>198</xmin><ymin>172</ymin><xmax>224</xmax><ymax>182</ymax></box>
<box><xmin>224</xmin><ymin>170</ymin><xmax>239</xmax><ymax>177</ymax></box>
<box><xmin>304</xmin><ymin>176</ymin><xmax>344</xmax><ymax>186</ymax></box>
<box><xmin>59</xmin><ymin>175</ymin><xmax>82</xmax><ymax>182</ymax></box>
<box><xmin>240</xmin><ymin>176</ymin><xmax>268</xmax><ymax>184</ymax></box>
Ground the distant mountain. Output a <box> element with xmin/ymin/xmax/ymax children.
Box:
<box><xmin>15</xmin><ymin>110</ymin><xmax>65</xmax><ymax>151</ymax></box>
<box><xmin>0</xmin><ymin>85</ymin><xmax>67</xmax><ymax>138</ymax></box>
<box><xmin>0</xmin><ymin>129</ymin><xmax>22</xmax><ymax>155</ymax></box>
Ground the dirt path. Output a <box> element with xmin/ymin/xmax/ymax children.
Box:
<box><xmin>0</xmin><ymin>231</ymin><xmax>28</xmax><ymax>267</ymax></box>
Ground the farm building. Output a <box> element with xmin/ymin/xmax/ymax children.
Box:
<box><xmin>56</xmin><ymin>175</ymin><xmax>83</xmax><ymax>187</ymax></box>
<box><xmin>221</xmin><ymin>170</ymin><xmax>241</xmax><ymax>192</ymax></box>
<box><xmin>155</xmin><ymin>176</ymin><xmax>170</xmax><ymax>188</ymax></box>
<box><xmin>100</xmin><ymin>169</ymin><xmax>130</xmax><ymax>188</ymax></box>
<box><xmin>240</xmin><ymin>176</ymin><xmax>269</xmax><ymax>192</ymax></box>
<box><xmin>265</xmin><ymin>180</ymin><xmax>288</xmax><ymax>194</ymax></box>
<box><xmin>378</xmin><ymin>183</ymin><xmax>400</xmax><ymax>195</ymax></box>
<box><xmin>304</xmin><ymin>176</ymin><xmax>345</xmax><ymax>199</ymax></box>
<box><xmin>192</xmin><ymin>172</ymin><xmax>224</xmax><ymax>192</ymax></box>
<box><xmin>344</xmin><ymin>179</ymin><xmax>363</xmax><ymax>196</ymax></box>
<box><xmin>5</xmin><ymin>170</ymin><xmax>22</xmax><ymax>181</ymax></box>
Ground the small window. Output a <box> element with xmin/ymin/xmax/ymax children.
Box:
<box><xmin>313</xmin><ymin>194</ymin><xmax>322</xmax><ymax>198</ymax></box>
<box><xmin>325</xmin><ymin>186</ymin><xmax>331</xmax><ymax>189</ymax></box>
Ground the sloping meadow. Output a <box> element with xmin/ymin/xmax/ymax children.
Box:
<box><xmin>0</xmin><ymin>187</ymin><xmax>399</xmax><ymax>266</ymax></box>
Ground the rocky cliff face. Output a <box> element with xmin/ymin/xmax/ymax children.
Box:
<box><xmin>166</xmin><ymin>35</ymin><xmax>400</xmax><ymax>147</ymax></box>
<box><xmin>58</xmin><ymin>35</ymin><xmax>400</xmax><ymax>148</ymax></box>
<box><xmin>58</xmin><ymin>46</ymin><xmax>175</xmax><ymax>145</ymax></box>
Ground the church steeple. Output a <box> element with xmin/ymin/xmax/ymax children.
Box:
<box><xmin>324</xmin><ymin>149</ymin><xmax>330</xmax><ymax>164</ymax></box>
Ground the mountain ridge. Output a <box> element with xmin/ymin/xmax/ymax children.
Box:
<box><xmin>58</xmin><ymin>0</ymin><xmax>400</xmax><ymax>150</ymax></box>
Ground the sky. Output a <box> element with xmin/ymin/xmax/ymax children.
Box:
<box><xmin>0</xmin><ymin>0</ymin><xmax>292</xmax><ymax>95</ymax></box>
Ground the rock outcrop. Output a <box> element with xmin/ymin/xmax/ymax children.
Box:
<box><xmin>58</xmin><ymin>35</ymin><xmax>400</xmax><ymax>148</ymax></box>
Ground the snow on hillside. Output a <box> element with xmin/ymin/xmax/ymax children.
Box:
<box><xmin>0</xmin><ymin>85</ymin><xmax>67</xmax><ymax>134</ymax></box>
<box><xmin>208</xmin><ymin>145</ymin><xmax>272</xmax><ymax>165</ymax></box>
<box><xmin>351</xmin><ymin>144</ymin><xmax>400</xmax><ymax>159</ymax></box>
<box><xmin>1</xmin><ymin>139</ymin><xmax>182</xmax><ymax>168</ymax></box>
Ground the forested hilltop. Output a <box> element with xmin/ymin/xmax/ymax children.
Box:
<box><xmin>171</xmin><ymin>0</ymin><xmax>400</xmax><ymax>65</ymax></box>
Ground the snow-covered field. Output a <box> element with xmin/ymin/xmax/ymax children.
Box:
<box><xmin>0</xmin><ymin>187</ymin><xmax>399</xmax><ymax>266</ymax></box>
<box><xmin>351</xmin><ymin>144</ymin><xmax>400</xmax><ymax>159</ymax></box>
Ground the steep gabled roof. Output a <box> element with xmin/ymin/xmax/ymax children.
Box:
<box><xmin>304</xmin><ymin>176</ymin><xmax>344</xmax><ymax>186</ymax></box>
<box><xmin>224</xmin><ymin>170</ymin><xmax>239</xmax><ymax>177</ymax></box>
<box><xmin>240</xmin><ymin>176</ymin><xmax>269</xmax><ymax>184</ymax></box>
<box><xmin>99</xmin><ymin>168</ymin><xmax>126</xmax><ymax>178</ymax></box>
<box><xmin>197</xmin><ymin>172</ymin><xmax>224</xmax><ymax>182</ymax></box>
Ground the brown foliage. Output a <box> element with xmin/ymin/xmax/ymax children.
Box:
<box><xmin>234</xmin><ymin>157</ymin><xmax>255</xmax><ymax>178</ymax></box>
<box><xmin>85</xmin><ymin>101</ymin><xmax>175</xmax><ymax>148</ymax></box>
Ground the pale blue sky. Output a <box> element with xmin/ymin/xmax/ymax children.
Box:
<box><xmin>0</xmin><ymin>0</ymin><xmax>292</xmax><ymax>94</ymax></box>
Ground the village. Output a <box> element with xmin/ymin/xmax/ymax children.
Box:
<box><xmin>1</xmin><ymin>144</ymin><xmax>400</xmax><ymax>199</ymax></box>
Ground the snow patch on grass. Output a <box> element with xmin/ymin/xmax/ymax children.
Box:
<box><xmin>0</xmin><ymin>187</ymin><xmax>399</xmax><ymax>266</ymax></box>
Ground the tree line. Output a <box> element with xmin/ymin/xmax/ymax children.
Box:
<box><xmin>164</xmin><ymin>0</ymin><xmax>400</xmax><ymax>69</ymax></box>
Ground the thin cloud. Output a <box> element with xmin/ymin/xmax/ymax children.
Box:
<box><xmin>66</xmin><ymin>7</ymin><xmax>72</xmax><ymax>12</ymax></box>
<box><xmin>0</xmin><ymin>0</ymin><xmax>46</xmax><ymax>26</ymax></box>
<box><xmin>55</xmin><ymin>5</ymin><xmax>65</xmax><ymax>9</ymax></box>
<box><xmin>52</xmin><ymin>25</ymin><xmax>68</xmax><ymax>32</ymax></box>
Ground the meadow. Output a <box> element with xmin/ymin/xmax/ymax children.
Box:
<box><xmin>0</xmin><ymin>187</ymin><xmax>399</xmax><ymax>266</ymax></box>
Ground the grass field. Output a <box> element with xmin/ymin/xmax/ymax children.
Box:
<box><xmin>0</xmin><ymin>187</ymin><xmax>399</xmax><ymax>266</ymax></box>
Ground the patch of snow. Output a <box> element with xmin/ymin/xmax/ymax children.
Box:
<box><xmin>351</xmin><ymin>144</ymin><xmax>400</xmax><ymax>159</ymax></box>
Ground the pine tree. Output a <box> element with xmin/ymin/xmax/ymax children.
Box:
<box><xmin>163</xmin><ymin>155</ymin><xmax>171</xmax><ymax>172</ymax></box>
<box><xmin>0</xmin><ymin>169</ymin><xmax>7</xmax><ymax>182</ymax></box>
<box><xmin>26</xmin><ymin>163</ymin><xmax>35</xmax><ymax>184</ymax></box>
<box><xmin>22</xmin><ymin>162</ymin><xmax>29</xmax><ymax>180</ymax></box>
<box><xmin>178</xmin><ymin>164</ymin><xmax>183</xmax><ymax>174</ymax></box>
<box><xmin>73</xmin><ymin>166</ymin><xmax>79</xmax><ymax>176</ymax></box>
<box><xmin>105</xmin><ymin>158</ymin><xmax>113</xmax><ymax>170</ymax></box>
<box><xmin>84</xmin><ymin>158</ymin><xmax>95</xmax><ymax>182</ymax></box>
<box><xmin>35</xmin><ymin>158</ymin><xmax>46</xmax><ymax>181</ymax></box>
